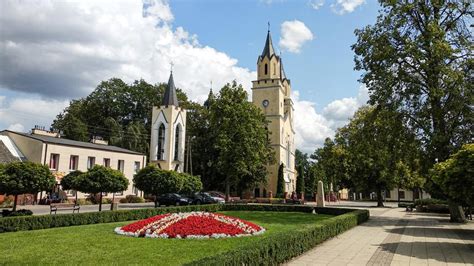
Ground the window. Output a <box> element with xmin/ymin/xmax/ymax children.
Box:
<box><xmin>264</xmin><ymin>63</ymin><xmax>268</xmax><ymax>75</ymax></box>
<box><xmin>132</xmin><ymin>185</ymin><xmax>139</xmax><ymax>195</ymax></box>
<box><xmin>385</xmin><ymin>190</ymin><xmax>391</xmax><ymax>199</ymax></box>
<box><xmin>69</xmin><ymin>155</ymin><xmax>79</xmax><ymax>171</ymax></box>
<box><xmin>115</xmin><ymin>191</ymin><xmax>123</xmax><ymax>196</ymax></box>
<box><xmin>103</xmin><ymin>158</ymin><xmax>110</xmax><ymax>168</ymax></box>
<box><xmin>273</xmin><ymin>63</ymin><xmax>276</xmax><ymax>75</ymax></box>
<box><xmin>118</xmin><ymin>160</ymin><xmax>125</xmax><ymax>173</ymax></box>
<box><xmin>174</xmin><ymin>125</ymin><xmax>180</xmax><ymax>161</ymax></box>
<box><xmin>87</xmin><ymin>157</ymin><xmax>96</xmax><ymax>169</ymax></box>
<box><xmin>398</xmin><ymin>191</ymin><xmax>405</xmax><ymax>199</ymax></box>
<box><xmin>134</xmin><ymin>161</ymin><xmax>140</xmax><ymax>174</ymax></box>
<box><xmin>49</xmin><ymin>154</ymin><xmax>60</xmax><ymax>170</ymax></box>
<box><xmin>157</xmin><ymin>124</ymin><xmax>165</xmax><ymax>160</ymax></box>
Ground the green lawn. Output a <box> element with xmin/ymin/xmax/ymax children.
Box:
<box><xmin>0</xmin><ymin>211</ymin><xmax>332</xmax><ymax>265</ymax></box>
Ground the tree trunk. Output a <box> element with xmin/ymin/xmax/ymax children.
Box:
<box><xmin>448</xmin><ymin>202</ymin><xmax>466</xmax><ymax>223</ymax></box>
<box><xmin>99</xmin><ymin>193</ymin><xmax>103</xmax><ymax>212</ymax></box>
<box><xmin>225</xmin><ymin>176</ymin><xmax>230</xmax><ymax>202</ymax></box>
<box><xmin>376</xmin><ymin>187</ymin><xmax>384</xmax><ymax>207</ymax></box>
<box><xmin>154</xmin><ymin>195</ymin><xmax>158</xmax><ymax>208</ymax></box>
<box><xmin>13</xmin><ymin>194</ymin><xmax>18</xmax><ymax>212</ymax></box>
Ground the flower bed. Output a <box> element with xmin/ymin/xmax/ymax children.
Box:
<box><xmin>115</xmin><ymin>211</ymin><xmax>265</xmax><ymax>239</ymax></box>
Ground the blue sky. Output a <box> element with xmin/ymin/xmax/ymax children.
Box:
<box><xmin>171</xmin><ymin>0</ymin><xmax>378</xmax><ymax>108</ymax></box>
<box><xmin>0</xmin><ymin>0</ymin><xmax>381</xmax><ymax>153</ymax></box>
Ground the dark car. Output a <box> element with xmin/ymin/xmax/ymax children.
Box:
<box><xmin>156</xmin><ymin>193</ymin><xmax>192</xmax><ymax>206</ymax></box>
<box><xmin>191</xmin><ymin>192</ymin><xmax>225</xmax><ymax>205</ymax></box>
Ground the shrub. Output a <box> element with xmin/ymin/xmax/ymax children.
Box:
<box><xmin>119</xmin><ymin>195</ymin><xmax>145</xmax><ymax>203</ymax></box>
<box><xmin>0</xmin><ymin>204</ymin><xmax>223</xmax><ymax>233</ymax></box>
<box><xmin>2</xmin><ymin>209</ymin><xmax>33</xmax><ymax>217</ymax></box>
<box><xmin>414</xmin><ymin>198</ymin><xmax>447</xmax><ymax>206</ymax></box>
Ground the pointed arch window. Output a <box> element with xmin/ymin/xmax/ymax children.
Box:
<box><xmin>264</xmin><ymin>63</ymin><xmax>268</xmax><ymax>75</ymax></box>
<box><xmin>157</xmin><ymin>124</ymin><xmax>165</xmax><ymax>160</ymax></box>
<box><xmin>174</xmin><ymin>125</ymin><xmax>181</xmax><ymax>161</ymax></box>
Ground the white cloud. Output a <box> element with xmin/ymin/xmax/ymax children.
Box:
<box><xmin>7</xmin><ymin>123</ymin><xmax>25</xmax><ymax>132</ymax></box>
<box><xmin>322</xmin><ymin>85</ymin><xmax>368</xmax><ymax>128</ymax></box>
<box><xmin>331</xmin><ymin>0</ymin><xmax>365</xmax><ymax>15</ymax></box>
<box><xmin>293</xmin><ymin>91</ymin><xmax>334</xmax><ymax>154</ymax></box>
<box><xmin>293</xmin><ymin>85</ymin><xmax>369</xmax><ymax>154</ymax></box>
<box><xmin>279</xmin><ymin>20</ymin><xmax>314</xmax><ymax>53</ymax></box>
<box><xmin>0</xmin><ymin>96</ymin><xmax>69</xmax><ymax>133</ymax></box>
<box><xmin>309</xmin><ymin>0</ymin><xmax>325</xmax><ymax>10</ymax></box>
<box><xmin>0</xmin><ymin>0</ymin><xmax>255</xmax><ymax>101</ymax></box>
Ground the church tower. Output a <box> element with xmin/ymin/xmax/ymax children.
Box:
<box><xmin>150</xmin><ymin>71</ymin><xmax>187</xmax><ymax>172</ymax></box>
<box><xmin>252</xmin><ymin>29</ymin><xmax>296</xmax><ymax>196</ymax></box>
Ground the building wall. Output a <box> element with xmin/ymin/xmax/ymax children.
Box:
<box><xmin>44</xmin><ymin>144</ymin><xmax>146</xmax><ymax>198</ymax></box>
<box><xmin>384</xmin><ymin>188</ymin><xmax>431</xmax><ymax>202</ymax></box>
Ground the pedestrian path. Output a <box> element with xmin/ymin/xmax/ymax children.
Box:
<box><xmin>288</xmin><ymin>207</ymin><xmax>474</xmax><ymax>265</ymax></box>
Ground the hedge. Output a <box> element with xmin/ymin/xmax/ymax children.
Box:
<box><xmin>0</xmin><ymin>204</ymin><xmax>222</xmax><ymax>233</ymax></box>
<box><xmin>188</xmin><ymin>208</ymin><xmax>369</xmax><ymax>265</ymax></box>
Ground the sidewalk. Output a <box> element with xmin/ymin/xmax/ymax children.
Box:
<box><xmin>2</xmin><ymin>202</ymin><xmax>156</xmax><ymax>215</ymax></box>
<box><xmin>288</xmin><ymin>207</ymin><xmax>474</xmax><ymax>265</ymax></box>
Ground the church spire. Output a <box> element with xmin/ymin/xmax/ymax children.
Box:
<box><xmin>261</xmin><ymin>28</ymin><xmax>276</xmax><ymax>58</ymax></box>
<box><xmin>162</xmin><ymin>71</ymin><xmax>179</xmax><ymax>107</ymax></box>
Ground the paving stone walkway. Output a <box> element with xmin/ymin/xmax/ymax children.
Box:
<box><xmin>288</xmin><ymin>206</ymin><xmax>474</xmax><ymax>266</ymax></box>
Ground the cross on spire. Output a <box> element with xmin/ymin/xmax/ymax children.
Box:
<box><xmin>170</xmin><ymin>61</ymin><xmax>174</xmax><ymax>73</ymax></box>
<box><xmin>268</xmin><ymin>21</ymin><xmax>270</xmax><ymax>32</ymax></box>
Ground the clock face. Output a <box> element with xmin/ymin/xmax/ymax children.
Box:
<box><xmin>262</xmin><ymin>99</ymin><xmax>269</xmax><ymax>107</ymax></box>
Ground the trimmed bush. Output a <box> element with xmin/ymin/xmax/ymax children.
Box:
<box><xmin>1</xmin><ymin>209</ymin><xmax>33</xmax><ymax>217</ymax></box>
<box><xmin>414</xmin><ymin>198</ymin><xmax>447</xmax><ymax>206</ymax></box>
<box><xmin>188</xmin><ymin>208</ymin><xmax>369</xmax><ymax>265</ymax></box>
<box><xmin>0</xmin><ymin>204</ymin><xmax>222</xmax><ymax>233</ymax></box>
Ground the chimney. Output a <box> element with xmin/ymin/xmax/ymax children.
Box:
<box><xmin>31</xmin><ymin>125</ymin><xmax>61</xmax><ymax>138</ymax></box>
<box><xmin>91</xmin><ymin>136</ymin><xmax>108</xmax><ymax>145</ymax></box>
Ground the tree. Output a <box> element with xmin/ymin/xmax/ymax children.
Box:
<box><xmin>75</xmin><ymin>165</ymin><xmax>129</xmax><ymax>211</ymax></box>
<box><xmin>338</xmin><ymin>106</ymin><xmax>421</xmax><ymax>207</ymax></box>
<box><xmin>52</xmin><ymin>78</ymin><xmax>190</xmax><ymax>156</ymax></box>
<box><xmin>209</xmin><ymin>82</ymin><xmax>274</xmax><ymax>200</ymax></box>
<box><xmin>432</xmin><ymin>143</ymin><xmax>473</xmax><ymax>222</ymax></box>
<box><xmin>353</xmin><ymin>1</ymin><xmax>472</xmax><ymax>210</ymax></box>
<box><xmin>276</xmin><ymin>163</ymin><xmax>285</xmax><ymax>197</ymax></box>
<box><xmin>133</xmin><ymin>165</ymin><xmax>184</xmax><ymax>207</ymax></box>
<box><xmin>0</xmin><ymin>162</ymin><xmax>55</xmax><ymax>211</ymax></box>
<box><xmin>296</xmin><ymin>165</ymin><xmax>305</xmax><ymax>196</ymax></box>
<box><xmin>60</xmin><ymin>170</ymin><xmax>83</xmax><ymax>203</ymax></box>
<box><xmin>180</xmin><ymin>173</ymin><xmax>203</xmax><ymax>195</ymax></box>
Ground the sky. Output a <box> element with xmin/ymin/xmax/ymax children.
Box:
<box><xmin>0</xmin><ymin>0</ymin><xmax>380</xmax><ymax>154</ymax></box>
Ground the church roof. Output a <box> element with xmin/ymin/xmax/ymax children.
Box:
<box><xmin>260</xmin><ymin>30</ymin><xmax>276</xmax><ymax>58</ymax></box>
<box><xmin>162</xmin><ymin>72</ymin><xmax>179</xmax><ymax>107</ymax></box>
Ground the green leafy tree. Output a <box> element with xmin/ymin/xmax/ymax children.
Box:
<box><xmin>296</xmin><ymin>165</ymin><xmax>305</xmax><ymax>196</ymax></box>
<box><xmin>60</xmin><ymin>170</ymin><xmax>83</xmax><ymax>203</ymax></box>
<box><xmin>352</xmin><ymin>1</ymin><xmax>473</xmax><ymax>208</ymax></box>
<box><xmin>75</xmin><ymin>165</ymin><xmax>129</xmax><ymax>211</ymax></box>
<box><xmin>180</xmin><ymin>173</ymin><xmax>203</xmax><ymax>195</ymax></box>
<box><xmin>133</xmin><ymin>165</ymin><xmax>184</xmax><ymax>207</ymax></box>
<box><xmin>276</xmin><ymin>163</ymin><xmax>285</xmax><ymax>197</ymax></box>
<box><xmin>0</xmin><ymin>162</ymin><xmax>55</xmax><ymax>211</ymax></box>
<box><xmin>52</xmin><ymin>78</ymin><xmax>189</xmax><ymax>156</ymax></box>
<box><xmin>338</xmin><ymin>106</ymin><xmax>421</xmax><ymax>207</ymax></box>
<box><xmin>209</xmin><ymin>82</ymin><xmax>274</xmax><ymax>200</ymax></box>
<box><xmin>432</xmin><ymin>143</ymin><xmax>473</xmax><ymax>222</ymax></box>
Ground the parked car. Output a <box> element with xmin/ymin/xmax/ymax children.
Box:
<box><xmin>192</xmin><ymin>192</ymin><xmax>225</xmax><ymax>205</ymax></box>
<box><xmin>156</xmin><ymin>193</ymin><xmax>192</xmax><ymax>206</ymax></box>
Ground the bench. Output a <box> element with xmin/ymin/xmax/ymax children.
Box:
<box><xmin>50</xmin><ymin>203</ymin><xmax>80</xmax><ymax>214</ymax></box>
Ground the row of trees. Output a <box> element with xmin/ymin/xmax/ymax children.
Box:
<box><xmin>61</xmin><ymin>165</ymin><xmax>129</xmax><ymax>211</ymax></box>
<box><xmin>54</xmin><ymin>80</ymin><xmax>274</xmax><ymax>199</ymax></box>
<box><xmin>293</xmin><ymin>1</ymin><xmax>472</xmax><ymax>221</ymax></box>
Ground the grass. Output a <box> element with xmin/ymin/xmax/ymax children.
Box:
<box><xmin>0</xmin><ymin>211</ymin><xmax>332</xmax><ymax>265</ymax></box>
